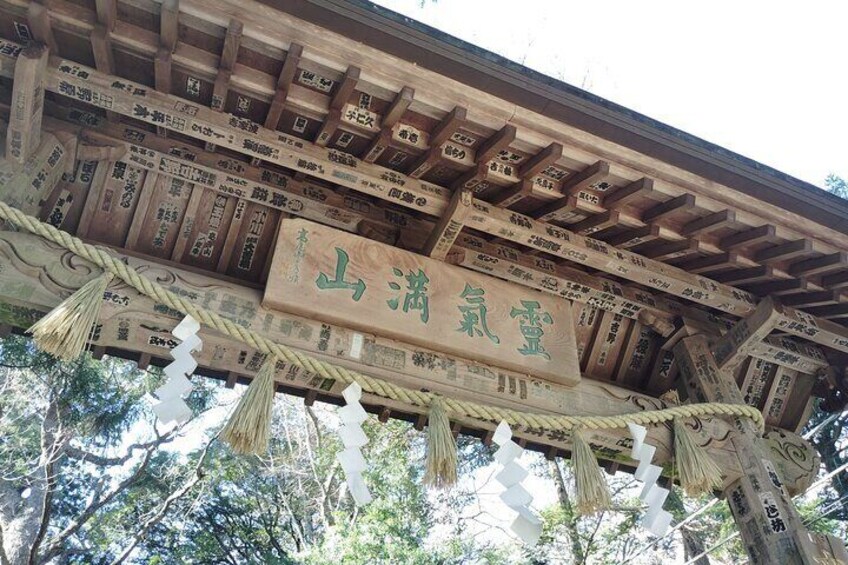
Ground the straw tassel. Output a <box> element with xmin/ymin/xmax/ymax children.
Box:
<box><xmin>221</xmin><ymin>355</ymin><xmax>277</xmax><ymax>455</ymax></box>
<box><xmin>423</xmin><ymin>396</ymin><xmax>457</xmax><ymax>488</ymax></box>
<box><xmin>572</xmin><ymin>428</ymin><xmax>612</xmax><ymax>515</ymax></box>
<box><xmin>674</xmin><ymin>418</ymin><xmax>723</xmax><ymax>496</ymax></box>
<box><xmin>28</xmin><ymin>271</ymin><xmax>114</xmax><ymax>361</ymax></box>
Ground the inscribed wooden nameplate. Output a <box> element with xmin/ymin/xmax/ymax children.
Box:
<box><xmin>264</xmin><ymin>219</ymin><xmax>580</xmax><ymax>386</ymax></box>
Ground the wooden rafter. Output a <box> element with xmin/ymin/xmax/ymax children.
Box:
<box><xmin>408</xmin><ymin>106</ymin><xmax>467</xmax><ymax>178</ymax></box>
<box><xmin>362</xmin><ymin>85</ymin><xmax>414</xmax><ymax>164</ymax></box>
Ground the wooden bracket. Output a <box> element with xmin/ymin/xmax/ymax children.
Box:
<box><xmin>407</xmin><ymin>106</ymin><xmax>466</xmax><ymax>178</ymax></box>
<box><xmin>304</xmin><ymin>389</ymin><xmax>319</xmax><ymax>406</ymax></box>
<box><xmin>531</xmin><ymin>160</ymin><xmax>610</xmax><ymax>221</ymax></box>
<box><xmin>315</xmin><ymin>66</ymin><xmax>360</xmax><ymax>147</ymax></box>
<box><xmin>711</xmin><ymin>296</ymin><xmax>779</xmax><ymax>371</ymax></box>
<box><xmin>206</xmin><ymin>19</ymin><xmax>243</xmax><ymax>151</ymax></box>
<box><xmin>137</xmin><ymin>353</ymin><xmax>151</xmax><ymax>371</ymax></box>
<box><xmin>642</xmin><ymin>193</ymin><xmax>696</xmax><ymax>223</ymax></box>
<box><xmin>361</xmin><ymin>86</ymin><xmax>414</xmax><ymax>164</ymax></box>
<box><xmin>682</xmin><ymin>209</ymin><xmax>736</xmax><ymax>237</ymax></box>
<box><xmin>422</xmin><ymin>189</ymin><xmax>472</xmax><ymax>260</ymax></box>
<box><xmin>604</xmin><ymin>177</ymin><xmax>653</xmax><ymax>208</ymax></box>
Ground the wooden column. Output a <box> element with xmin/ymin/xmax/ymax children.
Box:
<box><xmin>675</xmin><ymin>335</ymin><xmax>844</xmax><ymax>564</ymax></box>
<box><xmin>6</xmin><ymin>44</ymin><xmax>48</xmax><ymax>164</ymax></box>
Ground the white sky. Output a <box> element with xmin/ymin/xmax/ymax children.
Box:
<box><xmin>372</xmin><ymin>0</ymin><xmax>848</xmax><ymax>188</ymax></box>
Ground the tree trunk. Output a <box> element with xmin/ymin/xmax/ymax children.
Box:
<box><xmin>666</xmin><ymin>489</ymin><xmax>710</xmax><ymax>565</ymax></box>
<box><xmin>0</xmin><ymin>394</ymin><xmax>63</xmax><ymax>565</ymax></box>
<box><xmin>548</xmin><ymin>459</ymin><xmax>587</xmax><ymax>564</ymax></box>
<box><xmin>812</xmin><ymin>413</ymin><xmax>848</xmax><ymax>521</ymax></box>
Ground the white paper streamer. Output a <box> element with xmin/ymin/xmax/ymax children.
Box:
<box><xmin>337</xmin><ymin>382</ymin><xmax>372</xmax><ymax>506</ymax></box>
<box><xmin>628</xmin><ymin>423</ymin><xmax>673</xmax><ymax>536</ymax></box>
<box><xmin>492</xmin><ymin>421</ymin><xmax>542</xmax><ymax>546</ymax></box>
<box><xmin>150</xmin><ymin>316</ymin><xmax>201</xmax><ymax>426</ymax></box>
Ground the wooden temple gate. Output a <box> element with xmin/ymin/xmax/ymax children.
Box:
<box><xmin>0</xmin><ymin>0</ymin><xmax>846</xmax><ymax>561</ymax></box>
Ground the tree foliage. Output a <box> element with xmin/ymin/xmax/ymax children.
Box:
<box><xmin>1</xmin><ymin>334</ymin><xmax>846</xmax><ymax>563</ymax></box>
<box><xmin>826</xmin><ymin>174</ymin><xmax>848</xmax><ymax>199</ymax></box>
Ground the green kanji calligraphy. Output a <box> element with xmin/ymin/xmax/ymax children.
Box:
<box><xmin>387</xmin><ymin>267</ymin><xmax>430</xmax><ymax>323</ymax></box>
<box><xmin>510</xmin><ymin>299</ymin><xmax>553</xmax><ymax>359</ymax></box>
<box><xmin>315</xmin><ymin>247</ymin><xmax>366</xmax><ymax>301</ymax></box>
<box><xmin>456</xmin><ymin>283</ymin><xmax>499</xmax><ymax>344</ymax></box>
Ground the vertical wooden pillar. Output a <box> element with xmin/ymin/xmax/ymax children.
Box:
<box><xmin>6</xmin><ymin>43</ymin><xmax>48</xmax><ymax>164</ymax></box>
<box><xmin>675</xmin><ymin>335</ymin><xmax>844</xmax><ymax>564</ymax></box>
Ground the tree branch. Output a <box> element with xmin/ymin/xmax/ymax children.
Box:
<box><xmin>109</xmin><ymin>434</ymin><xmax>219</xmax><ymax>564</ymax></box>
<box><xmin>39</xmin><ymin>446</ymin><xmax>157</xmax><ymax>562</ymax></box>
<box><xmin>64</xmin><ymin>431</ymin><xmax>177</xmax><ymax>467</ymax></box>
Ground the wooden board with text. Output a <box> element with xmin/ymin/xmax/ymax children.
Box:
<box><xmin>264</xmin><ymin>219</ymin><xmax>580</xmax><ymax>385</ymax></box>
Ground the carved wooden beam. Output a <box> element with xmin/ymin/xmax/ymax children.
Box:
<box><xmin>28</xmin><ymin>146</ymin><xmax>839</xmax><ymax>371</ymax></box>
<box><xmin>30</xmin><ymin>132</ymin><xmax>837</xmax><ymax>378</ymax></box>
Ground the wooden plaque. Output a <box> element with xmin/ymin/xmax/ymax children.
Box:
<box><xmin>264</xmin><ymin>219</ymin><xmax>580</xmax><ymax>386</ymax></box>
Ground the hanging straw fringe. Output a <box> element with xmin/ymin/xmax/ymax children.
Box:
<box><xmin>221</xmin><ymin>355</ymin><xmax>277</xmax><ymax>455</ymax></box>
<box><xmin>28</xmin><ymin>271</ymin><xmax>114</xmax><ymax>361</ymax></box>
<box><xmin>674</xmin><ymin>418</ymin><xmax>723</xmax><ymax>496</ymax></box>
<box><xmin>424</xmin><ymin>396</ymin><xmax>457</xmax><ymax>488</ymax></box>
<box><xmin>572</xmin><ymin>428</ymin><xmax>612</xmax><ymax>515</ymax></box>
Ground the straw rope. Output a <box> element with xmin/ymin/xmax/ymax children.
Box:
<box><xmin>0</xmin><ymin>201</ymin><xmax>765</xmax><ymax>433</ymax></box>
